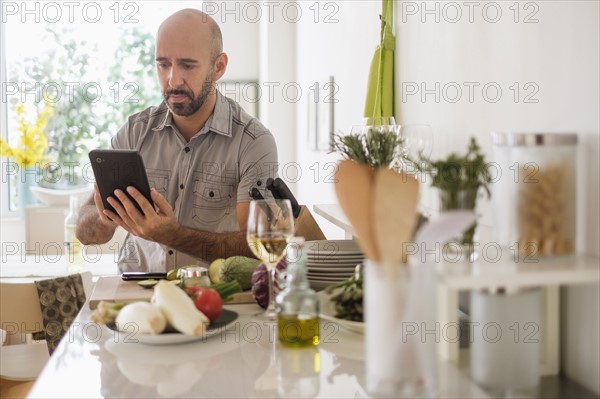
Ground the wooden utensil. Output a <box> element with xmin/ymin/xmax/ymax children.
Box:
<box><xmin>334</xmin><ymin>160</ymin><xmax>380</xmax><ymax>261</ymax></box>
<box><xmin>373</xmin><ymin>168</ymin><xmax>420</xmax><ymax>264</ymax></box>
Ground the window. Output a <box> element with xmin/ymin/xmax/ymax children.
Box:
<box><xmin>1</xmin><ymin>0</ymin><xmax>195</xmax><ymax>216</ymax></box>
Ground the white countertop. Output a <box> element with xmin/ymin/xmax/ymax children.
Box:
<box><xmin>1</xmin><ymin>254</ymin><xmax>119</xmax><ymax>281</ymax></box>
<box><xmin>27</xmin><ymin>302</ymin><xmax>491</xmax><ymax>398</ymax></box>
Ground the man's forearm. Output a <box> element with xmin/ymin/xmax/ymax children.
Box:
<box><xmin>76</xmin><ymin>205</ymin><xmax>117</xmax><ymax>245</ymax></box>
<box><xmin>163</xmin><ymin>226</ymin><xmax>254</xmax><ymax>262</ymax></box>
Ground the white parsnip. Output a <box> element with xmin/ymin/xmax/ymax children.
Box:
<box><xmin>116</xmin><ymin>302</ymin><xmax>167</xmax><ymax>334</ymax></box>
<box><xmin>153</xmin><ymin>280</ymin><xmax>209</xmax><ymax>336</ymax></box>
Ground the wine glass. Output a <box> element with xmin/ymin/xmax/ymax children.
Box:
<box><xmin>400</xmin><ymin>124</ymin><xmax>434</xmax><ymax>171</ymax></box>
<box><xmin>246</xmin><ymin>199</ymin><xmax>295</xmax><ymax>319</ymax></box>
<box><xmin>400</xmin><ymin>124</ymin><xmax>434</xmax><ymax>216</ymax></box>
<box><xmin>400</xmin><ymin>124</ymin><xmax>433</xmax><ymax>158</ymax></box>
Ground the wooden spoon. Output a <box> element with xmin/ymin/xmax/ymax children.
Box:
<box><xmin>373</xmin><ymin>168</ymin><xmax>420</xmax><ymax>264</ymax></box>
<box><xmin>334</xmin><ymin>160</ymin><xmax>380</xmax><ymax>261</ymax></box>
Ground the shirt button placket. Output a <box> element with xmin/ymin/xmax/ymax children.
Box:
<box><xmin>180</xmin><ymin>146</ymin><xmax>191</xmax><ymax>192</ymax></box>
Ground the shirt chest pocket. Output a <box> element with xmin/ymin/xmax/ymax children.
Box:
<box><xmin>192</xmin><ymin>173</ymin><xmax>235</xmax><ymax>226</ymax></box>
<box><xmin>146</xmin><ymin>169</ymin><xmax>170</xmax><ymax>197</ymax></box>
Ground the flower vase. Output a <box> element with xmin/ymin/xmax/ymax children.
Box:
<box><xmin>439</xmin><ymin>188</ymin><xmax>478</xmax><ymax>261</ymax></box>
<box><xmin>19</xmin><ymin>166</ymin><xmax>40</xmax><ymax>210</ymax></box>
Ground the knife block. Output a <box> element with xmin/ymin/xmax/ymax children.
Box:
<box><xmin>294</xmin><ymin>205</ymin><xmax>327</xmax><ymax>241</ymax></box>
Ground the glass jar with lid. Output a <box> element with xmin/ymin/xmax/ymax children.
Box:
<box><xmin>178</xmin><ymin>266</ymin><xmax>211</xmax><ymax>288</ymax></box>
<box><xmin>491</xmin><ymin>132</ymin><xmax>577</xmax><ymax>257</ymax></box>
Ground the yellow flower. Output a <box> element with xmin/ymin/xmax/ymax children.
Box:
<box><xmin>0</xmin><ymin>101</ymin><xmax>54</xmax><ymax>169</ymax></box>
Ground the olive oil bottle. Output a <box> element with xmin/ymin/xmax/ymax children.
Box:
<box><xmin>276</xmin><ymin>237</ymin><xmax>320</xmax><ymax>347</ymax></box>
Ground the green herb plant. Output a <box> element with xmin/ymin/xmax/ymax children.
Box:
<box><xmin>325</xmin><ymin>271</ymin><xmax>363</xmax><ymax>322</ymax></box>
<box><xmin>332</xmin><ymin>126</ymin><xmax>402</xmax><ymax>168</ymax></box>
<box><xmin>403</xmin><ymin>137</ymin><xmax>492</xmax><ymax>246</ymax></box>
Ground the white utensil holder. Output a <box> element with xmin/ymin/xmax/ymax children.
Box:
<box><xmin>364</xmin><ymin>260</ymin><xmax>437</xmax><ymax>398</ymax></box>
<box><xmin>470</xmin><ymin>288</ymin><xmax>541</xmax><ymax>393</ymax></box>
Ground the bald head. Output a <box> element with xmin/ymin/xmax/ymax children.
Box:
<box><xmin>157</xmin><ymin>9</ymin><xmax>223</xmax><ymax>62</ymax></box>
<box><xmin>155</xmin><ymin>9</ymin><xmax>228</xmax><ymax>120</ymax></box>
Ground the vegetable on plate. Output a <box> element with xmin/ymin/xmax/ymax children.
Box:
<box><xmin>115</xmin><ymin>301</ymin><xmax>167</xmax><ymax>334</ymax></box>
<box><xmin>184</xmin><ymin>287</ymin><xmax>223</xmax><ymax>322</ymax></box>
<box><xmin>153</xmin><ymin>280</ymin><xmax>209</xmax><ymax>336</ymax></box>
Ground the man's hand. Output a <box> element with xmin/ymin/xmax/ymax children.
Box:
<box><xmin>103</xmin><ymin>187</ymin><xmax>181</xmax><ymax>244</ymax></box>
<box><xmin>93</xmin><ymin>183</ymin><xmax>118</xmax><ymax>231</ymax></box>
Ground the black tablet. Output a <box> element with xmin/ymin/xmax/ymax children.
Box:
<box><xmin>88</xmin><ymin>149</ymin><xmax>154</xmax><ymax>214</ymax></box>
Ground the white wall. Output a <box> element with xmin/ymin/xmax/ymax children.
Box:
<box><xmin>258</xmin><ymin>1</ymin><xmax>297</xmax><ymax>172</ymax></box>
<box><xmin>395</xmin><ymin>0</ymin><xmax>599</xmax><ymax>393</ymax></box>
<box><xmin>294</xmin><ymin>1</ymin><xmax>382</xmax><ymax>238</ymax></box>
<box><xmin>200</xmin><ymin>0</ymin><xmax>260</xmax><ymax>81</ymax></box>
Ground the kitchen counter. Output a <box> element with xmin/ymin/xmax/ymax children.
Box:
<box><xmin>0</xmin><ymin>254</ymin><xmax>119</xmax><ymax>281</ymax></box>
<box><xmin>27</xmin><ymin>298</ymin><xmax>491</xmax><ymax>398</ymax></box>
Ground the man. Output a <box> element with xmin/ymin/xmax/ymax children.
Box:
<box><xmin>77</xmin><ymin>9</ymin><xmax>278</xmax><ymax>272</ymax></box>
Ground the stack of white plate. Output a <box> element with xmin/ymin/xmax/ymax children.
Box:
<box><xmin>305</xmin><ymin>240</ymin><xmax>364</xmax><ymax>291</ymax></box>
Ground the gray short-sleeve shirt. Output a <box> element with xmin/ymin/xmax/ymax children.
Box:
<box><xmin>110</xmin><ymin>91</ymin><xmax>278</xmax><ymax>272</ymax></box>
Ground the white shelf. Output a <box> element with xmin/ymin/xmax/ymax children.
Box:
<box><xmin>440</xmin><ymin>253</ymin><xmax>599</xmax><ymax>291</ymax></box>
<box><xmin>313</xmin><ymin>204</ymin><xmax>600</xmax><ymax>290</ymax></box>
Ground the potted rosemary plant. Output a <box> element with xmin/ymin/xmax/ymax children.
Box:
<box><xmin>403</xmin><ymin>137</ymin><xmax>492</xmax><ymax>250</ymax></box>
<box><xmin>332</xmin><ymin>123</ymin><xmax>402</xmax><ymax>168</ymax></box>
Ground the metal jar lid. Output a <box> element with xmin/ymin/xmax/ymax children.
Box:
<box><xmin>491</xmin><ymin>132</ymin><xmax>578</xmax><ymax>146</ymax></box>
<box><xmin>178</xmin><ymin>266</ymin><xmax>209</xmax><ymax>278</ymax></box>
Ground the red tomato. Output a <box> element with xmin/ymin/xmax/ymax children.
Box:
<box><xmin>190</xmin><ymin>288</ymin><xmax>222</xmax><ymax>321</ymax></box>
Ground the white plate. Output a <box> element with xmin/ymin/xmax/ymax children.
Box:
<box><xmin>308</xmin><ymin>271</ymin><xmax>353</xmax><ymax>277</ymax></box>
<box><xmin>309</xmin><ymin>276</ymin><xmax>353</xmax><ymax>282</ymax></box>
<box><xmin>107</xmin><ymin>309</ymin><xmax>238</xmax><ymax>345</ymax></box>
<box><xmin>308</xmin><ymin>271</ymin><xmax>356</xmax><ymax>276</ymax></box>
<box><xmin>307</xmin><ymin>252</ymin><xmax>363</xmax><ymax>258</ymax></box>
<box><xmin>306</xmin><ymin>239</ymin><xmax>361</xmax><ymax>250</ymax></box>
<box><xmin>308</xmin><ymin>253</ymin><xmax>363</xmax><ymax>259</ymax></box>
<box><xmin>306</xmin><ymin>240</ymin><xmax>363</xmax><ymax>256</ymax></box>
<box><xmin>308</xmin><ymin>266</ymin><xmax>357</xmax><ymax>272</ymax></box>
<box><xmin>307</xmin><ymin>261</ymin><xmax>362</xmax><ymax>267</ymax></box>
<box><xmin>309</xmin><ymin>278</ymin><xmax>353</xmax><ymax>283</ymax></box>
<box><xmin>306</xmin><ymin>272</ymin><xmax>354</xmax><ymax>280</ymax></box>
<box><xmin>318</xmin><ymin>291</ymin><xmax>364</xmax><ymax>334</ymax></box>
<box><xmin>308</xmin><ymin>260</ymin><xmax>363</xmax><ymax>266</ymax></box>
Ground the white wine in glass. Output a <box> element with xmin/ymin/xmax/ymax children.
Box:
<box><xmin>246</xmin><ymin>199</ymin><xmax>294</xmax><ymax>319</ymax></box>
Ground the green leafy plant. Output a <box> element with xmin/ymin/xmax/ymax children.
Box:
<box><xmin>404</xmin><ymin>137</ymin><xmax>492</xmax><ymax>195</ymax></box>
<box><xmin>11</xmin><ymin>25</ymin><xmax>160</xmax><ymax>187</ymax></box>
<box><xmin>403</xmin><ymin>137</ymin><xmax>492</xmax><ymax>246</ymax></box>
<box><xmin>332</xmin><ymin>126</ymin><xmax>402</xmax><ymax>168</ymax></box>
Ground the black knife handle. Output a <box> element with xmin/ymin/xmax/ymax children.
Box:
<box><xmin>273</xmin><ymin>178</ymin><xmax>301</xmax><ymax>218</ymax></box>
<box><xmin>266</xmin><ymin>177</ymin><xmax>286</xmax><ymax>201</ymax></box>
<box><xmin>122</xmin><ymin>272</ymin><xmax>167</xmax><ymax>281</ymax></box>
<box><xmin>249</xmin><ymin>187</ymin><xmax>263</xmax><ymax>201</ymax></box>
<box><xmin>250</xmin><ymin>187</ymin><xmax>274</xmax><ymax>222</ymax></box>
<box><xmin>266</xmin><ymin>178</ymin><xmax>280</xmax><ymax>197</ymax></box>
<box><xmin>266</xmin><ymin>179</ymin><xmax>294</xmax><ymax>220</ymax></box>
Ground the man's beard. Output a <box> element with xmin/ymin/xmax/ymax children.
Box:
<box><xmin>164</xmin><ymin>76</ymin><xmax>214</xmax><ymax>117</ymax></box>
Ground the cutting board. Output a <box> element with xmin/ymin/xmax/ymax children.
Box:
<box><xmin>88</xmin><ymin>276</ymin><xmax>255</xmax><ymax>309</ymax></box>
